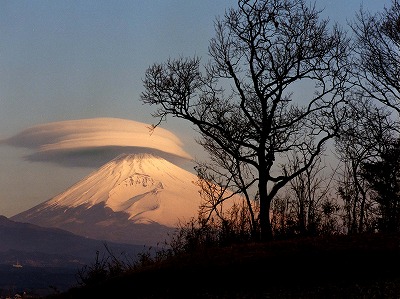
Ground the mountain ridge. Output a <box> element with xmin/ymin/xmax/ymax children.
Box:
<box><xmin>0</xmin><ymin>215</ymin><xmax>148</xmax><ymax>295</ymax></box>
<box><xmin>0</xmin><ymin>215</ymin><xmax>145</xmax><ymax>267</ymax></box>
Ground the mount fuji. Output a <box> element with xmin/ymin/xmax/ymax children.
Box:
<box><xmin>11</xmin><ymin>153</ymin><xmax>210</xmax><ymax>246</ymax></box>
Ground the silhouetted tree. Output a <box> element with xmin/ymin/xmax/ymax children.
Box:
<box><xmin>270</xmin><ymin>193</ymin><xmax>292</xmax><ymax>237</ymax></box>
<box><xmin>337</xmin><ymin>158</ymin><xmax>377</xmax><ymax>234</ymax></box>
<box><xmin>141</xmin><ymin>0</ymin><xmax>350</xmax><ymax>241</ymax></box>
<box><xmin>287</xmin><ymin>154</ymin><xmax>336</xmax><ymax>236</ymax></box>
<box><xmin>195</xmin><ymin>159</ymin><xmax>259</xmax><ymax>239</ymax></box>
<box><xmin>335</xmin><ymin>96</ymin><xmax>396</xmax><ymax>233</ymax></box>
<box><xmin>271</xmin><ymin>154</ymin><xmax>340</xmax><ymax>237</ymax></box>
<box><xmin>361</xmin><ymin>140</ymin><xmax>400</xmax><ymax>232</ymax></box>
<box><xmin>351</xmin><ymin>0</ymin><xmax>400</xmax><ymax>114</ymax></box>
<box><xmin>334</xmin><ymin>0</ymin><xmax>400</xmax><ymax>234</ymax></box>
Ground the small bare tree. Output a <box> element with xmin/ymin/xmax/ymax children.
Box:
<box><xmin>271</xmin><ymin>153</ymin><xmax>339</xmax><ymax>237</ymax></box>
<box><xmin>286</xmin><ymin>153</ymin><xmax>336</xmax><ymax>236</ymax></box>
<box><xmin>195</xmin><ymin>159</ymin><xmax>259</xmax><ymax>239</ymax></box>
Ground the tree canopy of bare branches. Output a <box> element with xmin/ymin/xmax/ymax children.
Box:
<box><xmin>351</xmin><ymin>0</ymin><xmax>400</xmax><ymax>114</ymax></box>
<box><xmin>141</xmin><ymin>0</ymin><xmax>350</xmax><ymax>241</ymax></box>
<box><xmin>335</xmin><ymin>0</ymin><xmax>400</xmax><ymax>234</ymax></box>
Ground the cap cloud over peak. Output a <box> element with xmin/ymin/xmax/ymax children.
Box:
<box><xmin>1</xmin><ymin>118</ymin><xmax>193</xmax><ymax>168</ymax></box>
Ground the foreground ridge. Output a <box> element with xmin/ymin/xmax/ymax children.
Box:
<box><xmin>47</xmin><ymin>233</ymin><xmax>400</xmax><ymax>299</ymax></box>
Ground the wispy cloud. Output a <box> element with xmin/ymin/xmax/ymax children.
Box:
<box><xmin>1</xmin><ymin>118</ymin><xmax>193</xmax><ymax>167</ymax></box>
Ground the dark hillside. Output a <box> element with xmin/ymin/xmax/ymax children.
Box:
<box><xmin>0</xmin><ymin>215</ymin><xmax>145</xmax><ymax>267</ymax></box>
<box><xmin>46</xmin><ymin>233</ymin><xmax>400</xmax><ymax>298</ymax></box>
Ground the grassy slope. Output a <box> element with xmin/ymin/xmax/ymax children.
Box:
<box><xmin>47</xmin><ymin>233</ymin><xmax>400</xmax><ymax>298</ymax></box>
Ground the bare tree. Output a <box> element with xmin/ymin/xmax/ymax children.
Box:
<box><xmin>337</xmin><ymin>156</ymin><xmax>376</xmax><ymax>234</ymax></box>
<box><xmin>195</xmin><ymin>157</ymin><xmax>259</xmax><ymax>239</ymax></box>
<box><xmin>270</xmin><ymin>153</ymin><xmax>339</xmax><ymax>237</ymax></box>
<box><xmin>270</xmin><ymin>193</ymin><xmax>292</xmax><ymax>237</ymax></box>
<box><xmin>141</xmin><ymin>0</ymin><xmax>350</xmax><ymax>241</ymax></box>
<box><xmin>335</xmin><ymin>93</ymin><xmax>397</xmax><ymax>233</ymax></box>
<box><xmin>286</xmin><ymin>153</ymin><xmax>336</xmax><ymax>236</ymax></box>
<box><xmin>333</xmin><ymin>0</ymin><xmax>400</xmax><ymax>234</ymax></box>
<box><xmin>351</xmin><ymin>0</ymin><xmax>400</xmax><ymax>114</ymax></box>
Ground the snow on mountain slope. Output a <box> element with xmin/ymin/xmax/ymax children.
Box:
<box><xmin>12</xmin><ymin>153</ymin><xmax>236</xmax><ymax>245</ymax></box>
<box><xmin>44</xmin><ymin>153</ymin><xmax>202</xmax><ymax>226</ymax></box>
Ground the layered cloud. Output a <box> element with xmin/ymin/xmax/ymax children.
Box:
<box><xmin>1</xmin><ymin>118</ymin><xmax>193</xmax><ymax>167</ymax></box>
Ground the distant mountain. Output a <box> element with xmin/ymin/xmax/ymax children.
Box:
<box><xmin>0</xmin><ymin>215</ymin><xmax>145</xmax><ymax>268</ymax></box>
<box><xmin>11</xmin><ymin>153</ymin><xmax>210</xmax><ymax>246</ymax></box>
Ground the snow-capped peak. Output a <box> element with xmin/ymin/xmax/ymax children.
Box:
<box><xmin>11</xmin><ymin>153</ymin><xmax>242</xmax><ymax>245</ymax></box>
<box><xmin>44</xmin><ymin>153</ymin><xmax>201</xmax><ymax>227</ymax></box>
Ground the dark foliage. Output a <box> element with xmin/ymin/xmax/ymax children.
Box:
<box><xmin>361</xmin><ymin>140</ymin><xmax>400</xmax><ymax>232</ymax></box>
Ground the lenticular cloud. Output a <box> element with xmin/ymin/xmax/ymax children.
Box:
<box><xmin>2</xmin><ymin>118</ymin><xmax>193</xmax><ymax>167</ymax></box>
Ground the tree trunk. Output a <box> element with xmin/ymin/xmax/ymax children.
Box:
<box><xmin>258</xmin><ymin>171</ymin><xmax>273</xmax><ymax>241</ymax></box>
